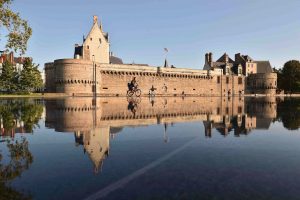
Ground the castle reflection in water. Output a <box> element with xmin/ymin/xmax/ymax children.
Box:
<box><xmin>44</xmin><ymin>96</ymin><xmax>279</xmax><ymax>172</ymax></box>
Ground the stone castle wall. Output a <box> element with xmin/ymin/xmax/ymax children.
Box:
<box><xmin>45</xmin><ymin>59</ymin><xmax>245</xmax><ymax>96</ymax></box>
<box><xmin>53</xmin><ymin>59</ymin><xmax>94</xmax><ymax>94</ymax></box>
<box><xmin>246</xmin><ymin>73</ymin><xmax>277</xmax><ymax>95</ymax></box>
<box><xmin>44</xmin><ymin>62</ymin><xmax>55</xmax><ymax>92</ymax></box>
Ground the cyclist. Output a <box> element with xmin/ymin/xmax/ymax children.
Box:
<box><xmin>129</xmin><ymin>77</ymin><xmax>137</xmax><ymax>91</ymax></box>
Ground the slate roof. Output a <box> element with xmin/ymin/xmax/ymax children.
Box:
<box><xmin>256</xmin><ymin>61</ymin><xmax>273</xmax><ymax>73</ymax></box>
<box><xmin>110</xmin><ymin>56</ymin><xmax>123</xmax><ymax>64</ymax></box>
<box><xmin>211</xmin><ymin>62</ymin><xmax>233</xmax><ymax>68</ymax></box>
<box><xmin>242</xmin><ymin>55</ymin><xmax>253</xmax><ymax>62</ymax></box>
<box><xmin>216</xmin><ymin>53</ymin><xmax>235</xmax><ymax>63</ymax></box>
<box><xmin>74</xmin><ymin>46</ymin><xmax>83</xmax><ymax>56</ymax></box>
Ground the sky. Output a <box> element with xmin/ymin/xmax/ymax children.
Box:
<box><xmin>2</xmin><ymin>0</ymin><xmax>300</xmax><ymax>70</ymax></box>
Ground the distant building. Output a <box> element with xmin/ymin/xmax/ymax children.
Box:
<box><xmin>204</xmin><ymin>52</ymin><xmax>273</xmax><ymax>76</ymax></box>
<box><xmin>0</xmin><ymin>52</ymin><xmax>31</xmax><ymax>74</ymax></box>
<box><xmin>203</xmin><ymin>52</ymin><xmax>277</xmax><ymax>94</ymax></box>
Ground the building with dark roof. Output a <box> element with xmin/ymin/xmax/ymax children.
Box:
<box><xmin>203</xmin><ymin>52</ymin><xmax>277</xmax><ymax>94</ymax></box>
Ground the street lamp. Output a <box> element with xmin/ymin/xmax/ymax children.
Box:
<box><xmin>92</xmin><ymin>55</ymin><xmax>97</xmax><ymax>127</ymax></box>
<box><xmin>92</xmin><ymin>55</ymin><xmax>96</xmax><ymax>97</ymax></box>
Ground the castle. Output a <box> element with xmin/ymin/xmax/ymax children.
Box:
<box><xmin>45</xmin><ymin>16</ymin><xmax>277</xmax><ymax>96</ymax></box>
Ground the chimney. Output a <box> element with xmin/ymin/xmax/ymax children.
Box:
<box><xmin>225</xmin><ymin>53</ymin><xmax>229</xmax><ymax>63</ymax></box>
<box><xmin>235</xmin><ymin>53</ymin><xmax>241</xmax><ymax>63</ymax></box>
<box><xmin>208</xmin><ymin>52</ymin><xmax>213</xmax><ymax>64</ymax></box>
<box><xmin>205</xmin><ymin>53</ymin><xmax>209</xmax><ymax>64</ymax></box>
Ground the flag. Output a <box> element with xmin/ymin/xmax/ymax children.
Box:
<box><xmin>164</xmin><ymin>48</ymin><xmax>168</xmax><ymax>53</ymax></box>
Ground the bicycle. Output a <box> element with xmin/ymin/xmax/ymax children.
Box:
<box><xmin>127</xmin><ymin>85</ymin><xmax>141</xmax><ymax>97</ymax></box>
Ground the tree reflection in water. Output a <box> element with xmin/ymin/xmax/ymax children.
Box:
<box><xmin>0</xmin><ymin>99</ymin><xmax>43</xmax><ymax>200</ymax></box>
<box><xmin>277</xmin><ymin>98</ymin><xmax>300</xmax><ymax>130</ymax></box>
<box><xmin>0</xmin><ymin>137</ymin><xmax>33</xmax><ymax>200</ymax></box>
<box><xmin>0</xmin><ymin>99</ymin><xmax>43</xmax><ymax>135</ymax></box>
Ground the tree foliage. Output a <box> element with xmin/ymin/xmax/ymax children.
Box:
<box><xmin>0</xmin><ymin>0</ymin><xmax>32</xmax><ymax>55</ymax></box>
<box><xmin>0</xmin><ymin>60</ymin><xmax>18</xmax><ymax>92</ymax></box>
<box><xmin>19</xmin><ymin>58</ymin><xmax>43</xmax><ymax>92</ymax></box>
<box><xmin>0</xmin><ymin>59</ymin><xmax>43</xmax><ymax>93</ymax></box>
<box><xmin>282</xmin><ymin>60</ymin><xmax>300</xmax><ymax>93</ymax></box>
<box><xmin>278</xmin><ymin>60</ymin><xmax>300</xmax><ymax>93</ymax></box>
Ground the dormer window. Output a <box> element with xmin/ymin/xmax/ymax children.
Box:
<box><xmin>226</xmin><ymin>68</ymin><xmax>229</xmax><ymax>74</ymax></box>
<box><xmin>238</xmin><ymin>68</ymin><xmax>242</xmax><ymax>74</ymax></box>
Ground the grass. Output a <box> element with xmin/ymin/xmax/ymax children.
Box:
<box><xmin>0</xmin><ymin>93</ymin><xmax>69</xmax><ymax>98</ymax></box>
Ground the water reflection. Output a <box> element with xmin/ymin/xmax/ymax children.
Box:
<box><xmin>1</xmin><ymin>97</ymin><xmax>300</xmax><ymax>199</ymax></box>
<box><xmin>0</xmin><ymin>138</ymin><xmax>33</xmax><ymax>200</ymax></box>
<box><xmin>0</xmin><ymin>99</ymin><xmax>43</xmax><ymax>199</ymax></box>
<box><xmin>0</xmin><ymin>99</ymin><xmax>44</xmax><ymax>137</ymax></box>
<box><xmin>43</xmin><ymin>97</ymin><xmax>284</xmax><ymax>172</ymax></box>
<box><xmin>45</xmin><ymin>96</ymin><xmax>281</xmax><ymax>134</ymax></box>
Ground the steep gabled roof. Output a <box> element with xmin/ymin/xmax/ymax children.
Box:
<box><xmin>242</xmin><ymin>55</ymin><xmax>253</xmax><ymax>62</ymax></box>
<box><xmin>83</xmin><ymin>19</ymin><xmax>109</xmax><ymax>46</ymax></box>
<box><xmin>256</xmin><ymin>61</ymin><xmax>273</xmax><ymax>73</ymax></box>
<box><xmin>216</xmin><ymin>53</ymin><xmax>234</xmax><ymax>63</ymax></box>
<box><xmin>110</xmin><ymin>55</ymin><xmax>123</xmax><ymax>64</ymax></box>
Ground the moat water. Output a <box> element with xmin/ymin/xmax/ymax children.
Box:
<box><xmin>0</xmin><ymin>97</ymin><xmax>300</xmax><ymax>200</ymax></box>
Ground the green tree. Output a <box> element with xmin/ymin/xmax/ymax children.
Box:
<box><xmin>0</xmin><ymin>0</ymin><xmax>32</xmax><ymax>55</ymax></box>
<box><xmin>272</xmin><ymin>67</ymin><xmax>285</xmax><ymax>91</ymax></box>
<box><xmin>281</xmin><ymin>60</ymin><xmax>300</xmax><ymax>93</ymax></box>
<box><xmin>0</xmin><ymin>60</ymin><xmax>18</xmax><ymax>92</ymax></box>
<box><xmin>19</xmin><ymin>58</ymin><xmax>43</xmax><ymax>93</ymax></box>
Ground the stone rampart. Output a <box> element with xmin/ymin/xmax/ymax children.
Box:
<box><xmin>54</xmin><ymin>59</ymin><xmax>94</xmax><ymax>94</ymax></box>
<box><xmin>44</xmin><ymin>62</ymin><xmax>55</xmax><ymax>92</ymax></box>
<box><xmin>246</xmin><ymin>73</ymin><xmax>277</xmax><ymax>95</ymax></box>
<box><xmin>45</xmin><ymin>59</ymin><xmax>246</xmax><ymax>96</ymax></box>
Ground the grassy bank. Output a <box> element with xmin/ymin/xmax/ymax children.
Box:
<box><xmin>0</xmin><ymin>93</ymin><xmax>69</xmax><ymax>98</ymax></box>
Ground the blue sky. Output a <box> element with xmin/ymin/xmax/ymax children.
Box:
<box><xmin>3</xmin><ymin>0</ymin><xmax>300</xmax><ymax>69</ymax></box>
